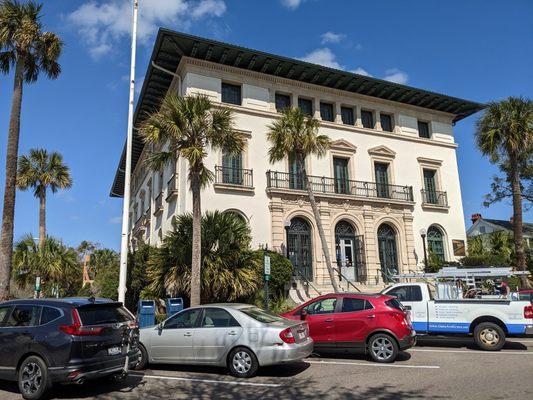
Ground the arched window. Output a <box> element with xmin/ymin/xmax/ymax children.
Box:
<box><xmin>377</xmin><ymin>224</ymin><xmax>398</xmax><ymax>283</ymax></box>
<box><xmin>335</xmin><ymin>221</ymin><xmax>365</xmax><ymax>282</ymax></box>
<box><xmin>287</xmin><ymin>217</ymin><xmax>313</xmax><ymax>280</ymax></box>
<box><xmin>223</xmin><ymin>209</ymin><xmax>247</xmax><ymax>223</ymax></box>
<box><xmin>427</xmin><ymin>226</ymin><xmax>445</xmax><ymax>262</ymax></box>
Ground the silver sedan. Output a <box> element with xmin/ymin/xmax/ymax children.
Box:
<box><xmin>135</xmin><ymin>303</ymin><xmax>313</xmax><ymax>377</ymax></box>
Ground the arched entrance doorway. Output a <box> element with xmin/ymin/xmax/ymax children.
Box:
<box><xmin>377</xmin><ymin>223</ymin><xmax>398</xmax><ymax>282</ymax></box>
<box><xmin>427</xmin><ymin>225</ymin><xmax>445</xmax><ymax>262</ymax></box>
<box><xmin>335</xmin><ymin>220</ymin><xmax>365</xmax><ymax>282</ymax></box>
<box><xmin>287</xmin><ymin>217</ymin><xmax>313</xmax><ymax>280</ymax></box>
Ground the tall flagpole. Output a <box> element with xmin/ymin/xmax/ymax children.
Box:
<box><xmin>118</xmin><ymin>0</ymin><xmax>139</xmax><ymax>305</ymax></box>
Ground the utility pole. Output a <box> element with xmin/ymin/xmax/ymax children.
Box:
<box><xmin>118</xmin><ymin>0</ymin><xmax>139</xmax><ymax>305</ymax></box>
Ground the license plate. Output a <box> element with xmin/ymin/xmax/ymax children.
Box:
<box><xmin>108</xmin><ymin>346</ymin><xmax>121</xmax><ymax>356</ymax></box>
<box><xmin>298</xmin><ymin>332</ymin><xmax>306</xmax><ymax>340</ymax></box>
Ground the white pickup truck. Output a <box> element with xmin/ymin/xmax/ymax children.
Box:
<box><xmin>382</xmin><ymin>282</ymin><xmax>533</xmax><ymax>350</ymax></box>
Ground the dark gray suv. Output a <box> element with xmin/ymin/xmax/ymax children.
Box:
<box><xmin>0</xmin><ymin>298</ymin><xmax>140</xmax><ymax>400</ymax></box>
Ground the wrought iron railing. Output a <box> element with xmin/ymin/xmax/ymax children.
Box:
<box><xmin>215</xmin><ymin>166</ymin><xmax>253</xmax><ymax>187</ymax></box>
<box><xmin>421</xmin><ymin>189</ymin><xmax>448</xmax><ymax>207</ymax></box>
<box><xmin>266</xmin><ymin>170</ymin><xmax>414</xmax><ymax>202</ymax></box>
<box><xmin>332</xmin><ymin>266</ymin><xmax>362</xmax><ymax>292</ymax></box>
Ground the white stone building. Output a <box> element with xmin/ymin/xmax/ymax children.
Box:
<box><xmin>111</xmin><ymin>29</ymin><xmax>483</xmax><ymax>292</ymax></box>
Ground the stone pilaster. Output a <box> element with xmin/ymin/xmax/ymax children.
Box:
<box><xmin>335</xmin><ymin>102</ymin><xmax>342</xmax><ymax>124</ymax></box>
<box><xmin>269</xmin><ymin>198</ymin><xmax>285</xmax><ymax>252</ymax></box>
<box><xmin>403</xmin><ymin>213</ymin><xmax>418</xmax><ymax>273</ymax></box>
<box><xmin>363</xmin><ymin>206</ymin><xmax>379</xmax><ymax>285</ymax></box>
<box><xmin>355</xmin><ymin>106</ymin><xmax>362</xmax><ymax>127</ymax></box>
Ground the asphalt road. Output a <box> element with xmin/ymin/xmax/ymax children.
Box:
<box><xmin>1</xmin><ymin>337</ymin><xmax>532</xmax><ymax>400</ymax></box>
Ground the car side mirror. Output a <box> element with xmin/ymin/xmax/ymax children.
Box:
<box><xmin>300</xmin><ymin>309</ymin><xmax>308</xmax><ymax>320</ymax></box>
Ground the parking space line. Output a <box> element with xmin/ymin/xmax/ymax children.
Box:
<box><xmin>411</xmin><ymin>349</ymin><xmax>533</xmax><ymax>355</ymax></box>
<box><xmin>129</xmin><ymin>373</ymin><xmax>281</xmax><ymax>387</ymax></box>
<box><xmin>306</xmin><ymin>360</ymin><xmax>440</xmax><ymax>369</ymax></box>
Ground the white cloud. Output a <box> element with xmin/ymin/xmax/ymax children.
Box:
<box><xmin>321</xmin><ymin>31</ymin><xmax>346</xmax><ymax>44</ymax></box>
<box><xmin>351</xmin><ymin>67</ymin><xmax>372</xmax><ymax>77</ymax></box>
<box><xmin>109</xmin><ymin>216</ymin><xmax>123</xmax><ymax>225</ymax></box>
<box><xmin>67</xmin><ymin>0</ymin><xmax>227</xmax><ymax>59</ymax></box>
<box><xmin>383</xmin><ymin>68</ymin><xmax>408</xmax><ymax>84</ymax></box>
<box><xmin>281</xmin><ymin>0</ymin><xmax>304</xmax><ymax>9</ymax></box>
<box><xmin>299</xmin><ymin>48</ymin><xmax>343</xmax><ymax>69</ymax></box>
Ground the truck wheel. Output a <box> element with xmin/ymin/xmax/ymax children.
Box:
<box><xmin>474</xmin><ymin>322</ymin><xmax>505</xmax><ymax>351</ymax></box>
<box><xmin>18</xmin><ymin>355</ymin><xmax>50</xmax><ymax>400</ymax></box>
<box><xmin>228</xmin><ymin>347</ymin><xmax>259</xmax><ymax>378</ymax></box>
<box><xmin>368</xmin><ymin>333</ymin><xmax>398</xmax><ymax>363</ymax></box>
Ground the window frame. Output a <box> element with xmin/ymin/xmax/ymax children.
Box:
<box><xmin>199</xmin><ymin>307</ymin><xmax>241</xmax><ymax>328</ymax></box>
<box><xmin>417</xmin><ymin>120</ymin><xmax>431</xmax><ymax>139</ymax></box>
<box><xmin>0</xmin><ymin>305</ymin><xmax>13</xmax><ymax>328</ymax></box>
<box><xmin>163</xmin><ymin>308</ymin><xmax>202</xmax><ymax>330</ymax></box>
<box><xmin>275</xmin><ymin>92</ymin><xmax>291</xmax><ymax>112</ymax></box>
<box><xmin>339</xmin><ymin>297</ymin><xmax>370</xmax><ymax>313</ymax></box>
<box><xmin>361</xmin><ymin>109</ymin><xmax>374</xmax><ymax>129</ymax></box>
<box><xmin>387</xmin><ymin>285</ymin><xmax>423</xmax><ymax>302</ymax></box>
<box><xmin>298</xmin><ymin>97</ymin><xmax>313</xmax><ymax>116</ymax></box>
<box><xmin>341</xmin><ymin>106</ymin><xmax>355</xmax><ymax>125</ymax></box>
<box><xmin>4</xmin><ymin>304</ymin><xmax>42</xmax><ymax>328</ymax></box>
<box><xmin>302</xmin><ymin>297</ymin><xmax>339</xmax><ymax>316</ymax></box>
<box><xmin>319</xmin><ymin>101</ymin><xmax>335</xmax><ymax>122</ymax></box>
<box><xmin>380</xmin><ymin>113</ymin><xmax>394</xmax><ymax>132</ymax></box>
<box><xmin>221</xmin><ymin>82</ymin><xmax>242</xmax><ymax>106</ymax></box>
<box><xmin>40</xmin><ymin>306</ymin><xmax>64</xmax><ymax>326</ymax></box>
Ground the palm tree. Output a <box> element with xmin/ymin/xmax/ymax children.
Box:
<box><xmin>145</xmin><ymin>211</ymin><xmax>260</xmax><ymax>303</ymax></box>
<box><xmin>140</xmin><ymin>94</ymin><xmax>245</xmax><ymax>306</ymax></box>
<box><xmin>267</xmin><ymin>107</ymin><xmax>339</xmax><ymax>292</ymax></box>
<box><xmin>16</xmin><ymin>149</ymin><xmax>72</xmax><ymax>249</ymax></box>
<box><xmin>0</xmin><ymin>0</ymin><xmax>63</xmax><ymax>299</ymax></box>
<box><xmin>12</xmin><ymin>234</ymin><xmax>78</xmax><ymax>297</ymax></box>
<box><xmin>476</xmin><ymin>97</ymin><xmax>533</xmax><ymax>278</ymax></box>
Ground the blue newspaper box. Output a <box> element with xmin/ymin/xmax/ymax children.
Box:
<box><xmin>137</xmin><ymin>300</ymin><xmax>156</xmax><ymax>328</ymax></box>
<box><xmin>165</xmin><ymin>298</ymin><xmax>184</xmax><ymax>318</ymax></box>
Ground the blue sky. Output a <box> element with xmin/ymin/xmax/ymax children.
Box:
<box><xmin>0</xmin><ymin>0</ymin><xmax>532</xmax><ymax>250</ymax></box>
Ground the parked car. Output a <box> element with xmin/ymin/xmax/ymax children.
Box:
<box><xmin>281</xmin><ymin>293</ymin><xmax>415</xmax><ymax>363</ymax></box>
<box><xmin>0</xmin><ymin>298</ymin><xmax>139</xmax><ymax>400</ymax></box>
<box><xmin>136</xmin><ymin>304</ymin><xmax>313</xmax><ymax>377</ymax></box>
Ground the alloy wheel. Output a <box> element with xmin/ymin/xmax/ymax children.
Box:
<box><xmin>479</xmin><ymin>327</ymin><xmax>500</xmax><ymax>347</ymax></box>
<box><xmin>20</xmin><ymin>362</ymin><xmax>42</xmax><ymax>396</ymax></box>
<box><xmin>232</xmin><ymin>351</ymin><xmax>252</xmax><ymax>374</ymax></box>
<box><xmin>371</xmin><ymin>337</ymin><xmax>394</xmax><ymax>361</ymax></box>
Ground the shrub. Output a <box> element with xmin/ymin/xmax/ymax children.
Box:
<box><xmin>460</xmin><ymin>254</ymin><xmax>512</xmax><ymax>267</ymax></box>
<box><xmin>251</xmin><ymin>249</ymin><xmax>293</xmax><ymax>299</ymax></box>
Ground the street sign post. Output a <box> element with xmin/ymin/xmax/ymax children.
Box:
<box><xmin>264</xmin><ymin>246</ymin><xmax>270</xmax><ymax>310</ymax></box>
<box><xmin>34</xmin><ymin>276</ymin><xmax>41</xmax><ymax>298</ymax></box>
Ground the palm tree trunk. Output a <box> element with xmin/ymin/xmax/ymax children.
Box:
<box><xmin>509</xmin><ymin>153</ymin><xmax>526</xmax><ymax>286</ymax></box>
<box><xmin>39</xmin><ymin>192</ymin><xmax>46</xmax><ymax>250</ymax></box>
<box><xmin>190</xmin><ymin>169</ymin><xmax>202</xmax><ymax>306</ymax></box>
<box><xmin>299</xmin><ymin>158</ymin><xmax>339</xmax><ymax>293</ymax></box>
<box><xmin>0</xmin><ymin>58</ymin><xmax>25</xmax><ymax>300</ymax></box>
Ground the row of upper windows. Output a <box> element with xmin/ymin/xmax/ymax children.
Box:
<box><xmin>221</xmin><ymin>82</ymin><xmax>432</xmax><ymax>139</ymax></box>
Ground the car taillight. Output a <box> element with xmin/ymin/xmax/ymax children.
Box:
<box><xmin>525</xmin><ymin>305</ymin><xmax>533</xmax><ymax>319</ymax></box>
<box><xmin>59</xmin><ymin>309</ymin><xmax>103</xmax><ymax>336</ymax></box>
<box><xmin>279</xmin><ymin>327</ymin><xmax>296</xmax><ymax>344</ymax></box>
<box><xmin>392</xmin><ymin>312</ymin><xmax>409</xmax><ymax>327</ymax></box>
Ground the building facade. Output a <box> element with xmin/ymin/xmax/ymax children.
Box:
<box><xmin>111</xmin><ymin>30</ymin><xmax>483</xmax><ymax>291</ymax></box>
<box><xmin>468</xmin><ymin>214</ymin><xmax>533</xmax><ymax>249</ymax></box>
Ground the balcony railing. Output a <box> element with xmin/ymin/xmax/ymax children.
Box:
<box><xmin>421</xmin><ymin>189</ymin><xmax>448</xmax><ymax>207</ymax></box>
<box><xmin>215</xmin><ymin>166</ymin><xmax>253</xmax><ymax>188</ymax></box>
<box><xmin>266</xmin><ymin>170</ymin><xmax>414</xmax><ymax>202</ymax></box>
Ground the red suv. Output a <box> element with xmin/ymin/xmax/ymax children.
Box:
<box><xmin>281</xmin><ymin>293</ymin><xmax>415</xmax><ymax>363</ymax></box>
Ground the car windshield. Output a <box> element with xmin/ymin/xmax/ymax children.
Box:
<box><xmin>240</xmin><ymin>306</ymin><xmax>286</xmax><ymax>323</ymax></box>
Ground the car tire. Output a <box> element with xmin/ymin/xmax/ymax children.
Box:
<box><xmin>473</xmin><ymin>322</ymin><xmax>505</xmax><ymax>351</ymax></box>
<box><xmin>228</xmin><ymin>347</ymin><xmax>259</xmax><ymax>378</ymax></box>
<box><xmin>367</xmin><ymin>333</ymin><xmax>399</xmax><ymax>363</ymax></box>
<box><xmin>17</xmin><ymin>355</ymin><xmax>50</xmax><ymax>400</ymax></box>
<box><xmin>134</xmin><ymin>344</ymin><xmax>149</xmax><ymax>370</ymax></box>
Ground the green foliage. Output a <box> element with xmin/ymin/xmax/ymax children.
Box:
<box><xmin>425</xmin><ymin>251</ymin><xmax>443</xmax><ymax>273</ymax></box>
<box><xmin>92</xmin><ymin>250</ymin><xmax>119</xmax><ymax>300</ymax></box>
<box><xmin>12</xmin><ymin>235</ymin><xmax>79</xmax><ymax>297</ymax></box>
<box><xmin>467</xmin><ymin>236</ymin><xmax>485</xmax><ymax>256</ymax></box>
<box><xmin>126</xmin><ymin>242</ymin><xmax>152</xmax><ymax>311</ymax></box>
<box><xmin>251</xmin><ymin>250</ymin><xmax>292</xmax><ymax>299</ymax></box>
<box><xmin>461</xmin><ymin>254</ymin><xmax>512</xmax><ymax>267</ymax></box>
<box><xmin>489</xmin><ymin>230</ymin><xmax>513</xmax><ymax>260</ymax></box>
<box><xmin>144</xmin><ymin>211</ymin><xmax>260</xmax><ymax>303</ymax></box>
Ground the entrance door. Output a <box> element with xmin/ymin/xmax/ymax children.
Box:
<box><xmin>333</xmin><ymin>157</ymin><xmax>349</xmax><ymax>194</ymax></box>
<box><xmin>423</xmin><ymin>169</ymin><xmax>437</xmax><ymax>204</ymax></box>
<box><xmin>288</xmin><ymin>217</ymin><xmax>313</xmax><ymax>280</ymax></box>
<box><xmin>374</xmin><ymin>162</ymin><xmax>390</xmax><ymax>198</ymax></box>
<box><xmin>377</xmin><ymin>224</ymin><xmax>398</xmax><ymax>283</ymax></box>
<box><xmin>335</xmin><ymin>221</ymin><xmax>365</xmax><ymax>282</ymax></box>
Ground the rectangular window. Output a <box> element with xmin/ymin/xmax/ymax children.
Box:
<box><xmin>298</xmin><ymin>98</ymin><xmax>313</xmax><ymax>116</ymax></box>
<box><xmin>6</xmin><ymin>305</ymin><xmax>41</xmax><ymax>327</ymax></box>
<box><xmin>423</xmin><ymin>169</ymin><xmax>437</xmax><ymax>204</ymax></box>
<box><xmin>320</xmin><ymin>102</ymin><xmax>334</xmax><ymax>122</ymax></box>
<box><xmin>289</xmin><ymin>153</ymin><xmax>304</xmax><ymax>190</ymax></box>
<box><xmin>361</xmin><ymin>110</ymin><xmax>374</xmax><ymax>129</ymax></box>
<box><xmin>333</xmin><ymin>157</ymin><xmax>349</xmax><ymax>194</ymax></box>
<box><xmin>341</xmin><ymin>298</ymin><xmax>366</xmax><ymax>313</ymax></box>
<box><xmin>221</xmin><ymin>82</ymin><xmax>241</xmax><ymax>105</ymax></box>
<box><xmin>341</xmin><ymin>107</ymin><xmax>354</xmax><ymax>125</ymax></box>
<box><xmin>418</xmin><ymin>121</ymin><xmax>430</xmax><ymax>138</ymax></box>
<box><xmin>374</xmin><ymin>162</ymin><xmax>390</xmax><ymax>198</ymax></box>
<box><xmin>275</xmin><ymin>93</ymin><xmax>291</xmax><ymax>111</ymax></box>
<box><xmin>380</xmin><ymin>113</ymin><xmax>393</xmax><ymax>132</ymax></box>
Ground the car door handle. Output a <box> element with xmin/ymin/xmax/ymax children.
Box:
<box><xmin>183</xmin><ymin>332</ymin><xmax>193</xmax><ymax>337</ymax></box>
<box><xmin>324</xmin><ymin>318</ymin><xmax>333</xmax><ymax>323</ymax></box>
<box><xmin>366</xmin><ymin>315</ymin><xmax>376</xmax><ymax>319</ymax></box>
<box><xmin>228</xmin><ymin>331</ymin><xmax>237</xmax><ymax>336</ymax></box>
